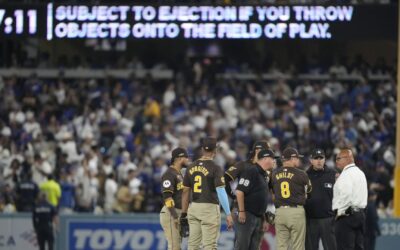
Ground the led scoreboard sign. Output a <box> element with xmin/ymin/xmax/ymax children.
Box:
<box><xmin>0</xmin><ymin>8</ymin><xmax>39</xmax><ymax>36</ymax></box>
<box><xmin>0</xmin><ymin>3</ymin><xmax>396</xmax><ymax>40</ymax></box>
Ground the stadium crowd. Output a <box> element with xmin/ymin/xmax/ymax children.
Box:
<box><xmin>0</xmin><ymin>57</ymin><xmax>396</xmax><ymax>217</ymax></box>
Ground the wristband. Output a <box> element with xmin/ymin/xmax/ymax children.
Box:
<box><xmin>181</xmin><ymin>212</ymin><xmax>187</xmax><ymax>218</ymax></box>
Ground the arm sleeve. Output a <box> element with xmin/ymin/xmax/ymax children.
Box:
<box><xmin>216</xmin><ymin>186</ymin><xmax>231</xmax><ymax>215</ymax></box>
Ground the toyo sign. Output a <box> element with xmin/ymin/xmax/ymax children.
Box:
<box><xmin>66</xmin><ymin>219</ymin><xmax>235</xmax><ymax>250</ymax></box>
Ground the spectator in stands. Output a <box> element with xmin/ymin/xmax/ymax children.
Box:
<box><xmin>117</xmin><ymin>151</ymin><xmax>137</xmax><ymax>182</ymax></box>
<box><xmin>113</xmin><ymin>180</ymin><xmax>133</xmax><ymax>213</ymax></box>
<box><xmin>0</xmin><ymin>184</ymin><xmax>16</xmax><ymax>213</ymax></box>
<box><xmin>58</xmin><ymin>171</ymin><xmax>75</xmax><ymax>214</ymax></box>
<box><xmin>75</xmin><ymin>165</ymin><xmax>96</xmax><ymax>213</ymax></box>
<box><xmin>3</xmin><ymin>159</ymin><xmax>21</xmax><ymax>189</ymax></box>
<box><xmin>32</xmin><ymin>153</ymin><xmax>52</xmax><ymax>185</ymax></box>
<box><xmin>104</xmin><ymin>173</ymin><xmax>118</xmax><ymax>213</ymax></box>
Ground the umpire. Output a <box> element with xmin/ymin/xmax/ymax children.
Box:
<box><xmin>234</xmin><ymin>149</ymin><xmax>275</xmax><ymax>250</ymax></box>
<box><xmin>271</xmin><ymin>147</ymin><xmax>312</xmax><ymax>250</ymax></box>
<box><xmin>160</xmin><ymin>147</ymin><xmax>189</xmax><ymax>250</ymax></box>
<box><xmin>305</xmin><ymin>149</ymin><xmax>337</xmax><ymax>250</ymax></box>
<box><xmin>224</xmin><ymin>140</ymin><xmax>270</xmax><ymax>199</ymax></box>
<box><xmin>32</xmin><ymin>192</ymin><xmax>57</xmax><ymax>250</ymax></box>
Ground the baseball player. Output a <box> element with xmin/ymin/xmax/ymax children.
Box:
<box><xmin>160</xmin><ymin>147</ymin><xmax>189</xmax><ymax>250</ymax></box>
<box><xmin>270</xmin><ymin>147</ymin><xmax>312</xmax><ymax>250</ymax></box>
<box><xmin>181</xmin><ymin>137</ymin><xmax>233</xmax><ymax>250</ymax></box>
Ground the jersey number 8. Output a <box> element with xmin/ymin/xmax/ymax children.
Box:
<box><xmin>194</xmin><ymin>175</ymin><xmax>202</xmax><ymax>193</ymax></box>
<box><xmin>281</xmin><ymin>181</ymin><xmax>291</xmax><ymax>198</ymax></box>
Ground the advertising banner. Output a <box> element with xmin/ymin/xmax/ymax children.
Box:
<box><xmin>0</xmin><ymin>215</ymin><xmax>37</xmax><ymax>250</ymax></box>
<box><xmin>61</xmin><ymin>214</ymin><xmax>276</xmax><ymax>250</ymax></box>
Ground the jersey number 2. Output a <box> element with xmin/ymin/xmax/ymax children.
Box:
<box><xmin>194</xmin><ymin>175</ymin><xmax>202</xmax><ymax>193</ymax></box>
<box><xmin>281</xmin><ymin>181</ymin><xmax>291</xmax><ymax>198</ymax></box>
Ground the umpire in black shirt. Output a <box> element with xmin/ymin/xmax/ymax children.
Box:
<box><xmin>234</xmin><ymin>149</ymin><xmax>275</xmax><ymax>250</ymax></box>
<box><xmin>33</xmin><ymin>192</ymin><xmax>57</xmax><ymax>250</ymax></box>
<box><xmin>305</xmin><ymin>149</ymin><xmax>337</xmax><ymax>250</ymax></box>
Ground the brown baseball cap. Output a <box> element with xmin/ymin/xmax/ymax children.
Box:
<box><xmin>171</xmin><ymin>147</ymin><xmax>189</xmax><ymax>161</ymax></box>
<box><xmin>201</xmin><ymin>137</ymin><xmax>217</xmax><ymax>151</ymax></box>
<box><xmin>282</xmin><ymin>147</ymin><xmax>304</xmax><ymax>160</ymax></box>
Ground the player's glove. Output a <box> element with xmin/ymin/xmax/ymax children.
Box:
<box><xmin>179</xmin><ymin>213</ymin><xmax>189</xmax><ymax>238</ymax></box>
<box><xmin>265</xmin><ymin>211</ymin><xmax>275</xmax><ymax>225</ymax></box>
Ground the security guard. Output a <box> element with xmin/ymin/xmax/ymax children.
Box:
<box><xmin>234</xmin><ymin>149</ymin><xmax>275</xmax><ymax>250</ymax></box>
<box><xmin>16</xmin><ymin>172</ymin><xmax>39</xmax><ymax>212</ymax></box>
<box><xmin>305</xmin><ymin>149</ymin><xmax>337</xmax><ymax>250</ymax></box>
<box><xmin>333</xmin><ymin>149</ymin><xmax>367</xmax><ymax>250</ymax></box>
<box><xmin>181</xmin><ymin>137</ymin><xmax>233</xmax><ymax>250</ymax></box>
<box><xmin>271</xmin><ymin>147</ymin><xmax>312</xmax><ymax>250</ymax></box>
<box><xmin>32</xmin><ymin>192</ymin><xmax>57</xmax><ymax>250</ymax></box>
<box><xmin>160</xmin><ymin>147</ymin><xmax>189</xmax><ymax>250</ymax></box>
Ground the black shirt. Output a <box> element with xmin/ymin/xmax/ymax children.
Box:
<box><xmin>32</xmin><ymin>201</ymin><xmax>57</xmax><ymax>231</ymax></box>
<box><xmin>161</xmin><ymin>167</ymin><xmax>184</xmax><ymax>209</ymax></box>
<box><xmin>271</xmin><ymin>167</ymin><xmax>311</xmax><ymax>208</ymax></box>
<box><xmin>183</xmin><ymin>159</ymin><xmax>225</xmax><ymax>204</ymax></box>
<box><xmin>225</xmin><ymin>160</ymin><xmax>254</xmax><ymax>199</ymax></box>
<box><xmin>16</xmin><ymin>180</ymin><xmax>39</xmax><ymax>212</ymax></box>
<box><xmin>236</xmin><ymin>164</ymin><xmax>268</xmax><ymax>217</ymax></box>
<box><xmin>304</xmin><ymin>166</ymin><xmax>336</xmax><ymax>218</ymax></box>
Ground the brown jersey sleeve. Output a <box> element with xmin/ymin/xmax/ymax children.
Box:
<box><xmin>225</xmin><ymin>161</ymin><xmax>246</xmax><ymax>181</ymax></box>
<box><xmin>161</xmin><ymin>170</ymin><xmax>176</xmax><ymax>199</ymax></box>
<box><xmin>183</xmin><ymin>168</ymin><xmax>191</xmax><ymax>188</ymax></box>
<box><xmin>214</xmin><ymin>163</ymin><xmax>225</xmax><ymax>188</ymax></box>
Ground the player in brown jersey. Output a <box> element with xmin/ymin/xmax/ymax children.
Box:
<box><xmin>181</xmin><ymin>137</ymin><xmax>233</xmax><ymax>250</ymax></box>
<box><xmin>160</xmin><ymin>147</ymin><xmax>189</xmax><ymax>250</ymax></box>
<box><xmin>270</xmin><ymin>147</ymin><xmax>312</xmax><ymax>250</ymax></box>
<box><xmin>224</xmin><ymin>140</ymin><xmax>270</xmax><ymax>199</ymax></box>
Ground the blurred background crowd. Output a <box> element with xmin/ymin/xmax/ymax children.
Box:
<box><xmin>0</xmin><ymin>54</ymin><xmax>396</xmax><ymax>217</ymax></box>
<box><xmin>0</xmin><ymin>0</ymin><xmax>396</xmax><ymax>221</ymax></box>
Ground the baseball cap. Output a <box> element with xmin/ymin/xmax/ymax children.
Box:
<box><xmin>171</xmin><ymin>147</ymin><xmax>189</xmax><ymax>162</ymax></box>
<box><xmin>201</xmin><ymin>137</ymin><xmax>217</xmax><ymax>151</ymax></box>
<box><xmin>257</xmin><ymin>149</ymin><xmax>275</xmax><ymax>160</ymax></box>
<box><xmin>310</xmin><ymin>148</ymin><xmax>325</xmax><ymax>159</ymax></box>
<box><xmin>282</xmin><ymin>147</ymin><xmax>304</xmax><ymax>160</ymax></box>
<box><xmin>252</xmin><ymin>140</ymin><xmax>270</xmax><ymax>150</ymax></box>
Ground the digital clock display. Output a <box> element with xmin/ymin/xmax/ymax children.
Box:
<box><xmin>0</xmin><ymin>7</ymin><xmax>42</xmax><ymax>36</ymax></box>
<box><xmin>0</xmin><ymin>3</ymin><xmax>396</xmax><ymax>40</ymax></box>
